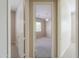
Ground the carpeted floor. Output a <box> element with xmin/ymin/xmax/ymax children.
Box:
<box><xmin>35</xmin><ymin>37</ymin><xmax>52</xmax><ymax>58</ymax></box>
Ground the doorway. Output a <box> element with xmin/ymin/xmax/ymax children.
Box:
<box><xmin>32</xmin><ymin>0</ymin><xmax>57</xmax><ymax>58</ymax></box>
<box><xmin>33</xmin><ymin>3</ymin><xmax>52</xmax><ymax>58</ymax></box>
<box><xmin>11</xmin><ymin>10</ymin><xmax>19</xmax><ymax>58</ymax></box>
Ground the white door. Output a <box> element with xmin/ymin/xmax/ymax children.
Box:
<box><xmin>0</xmin><ymin>0</ymin><xmax>8</xmax><ymax>58</ymax></box>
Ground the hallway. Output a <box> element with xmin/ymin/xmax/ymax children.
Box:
<box><xmin>0</xmin><ymin>0</ymin><xmax>78</xmax><ymax>58</ymax></box>
<box><xmin>35</xmin><ymin>37</ymin><xmax>52</xmax><ymax>58</ymax></box>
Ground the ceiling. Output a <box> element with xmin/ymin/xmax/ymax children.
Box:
<box><xmin>33</xmin><ymin>2</ymin><xmax>52</xmax><ymax>19</ymax></box>
<box><xmin>9</xmin><ymin>0</ymin><xmax>22</xmax><ymax>10</ymax></box>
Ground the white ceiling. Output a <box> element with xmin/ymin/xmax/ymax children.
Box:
<box><xmin>34</xmin><ymin>2</ymin><xmax>51</xmax><ymax>19</ymax></box>
<box><xmin>9</xmin><ymin>0</ymin><xmax>22</xmax><ymax>10</ymax></box>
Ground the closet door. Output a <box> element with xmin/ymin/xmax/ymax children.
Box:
<box><xmin>0</xmin><ymin>0</ymin><xmax>8</xmax><ymax>58</ymax></box>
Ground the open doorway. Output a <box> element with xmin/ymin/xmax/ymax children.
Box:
<box><xmin>33</xmin><ymin>3</ymin><xmax>52</xmax><ymax>58</ymax></box>
<box><xmin>11</xmin><ymin>10</ymin><xmax>19</xmax><ymax>58</ymax></box>
<box><xmin>32</xmin><ymin>0</ymin><xmax>57</xmax><ymax>58</ymax></box>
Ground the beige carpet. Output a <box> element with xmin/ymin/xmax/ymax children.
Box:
<box><xmin>35</xmin><ymin>37</ymin><xmax>52</xmax><ymax>58</ymax></box>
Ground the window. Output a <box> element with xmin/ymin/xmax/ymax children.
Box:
<box><xmin>36</xmin><ymin>22</ymin><xmax>41</xmax><ymax>32</ymax></box>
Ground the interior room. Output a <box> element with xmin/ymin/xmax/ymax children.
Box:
<box><xmin>33</xmin><ymin>2</ymin><xmax>52</xmax><ymax>58</ymax></box>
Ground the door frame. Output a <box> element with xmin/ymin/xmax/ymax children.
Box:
<box><xmin>24</xmin><ymin>0</ymin><xmax>30</xmax><ymax>57</ymax></box>
<box><xmin>8</xmin><ymin>0</ymin><xmax>11</xmax><ymax>57</ymax></box>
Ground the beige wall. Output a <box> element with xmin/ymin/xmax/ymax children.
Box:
<box><xmin>36</xmin><ymin>19</ymin><xmax>46</xmax><ymax>38</ymax></box>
